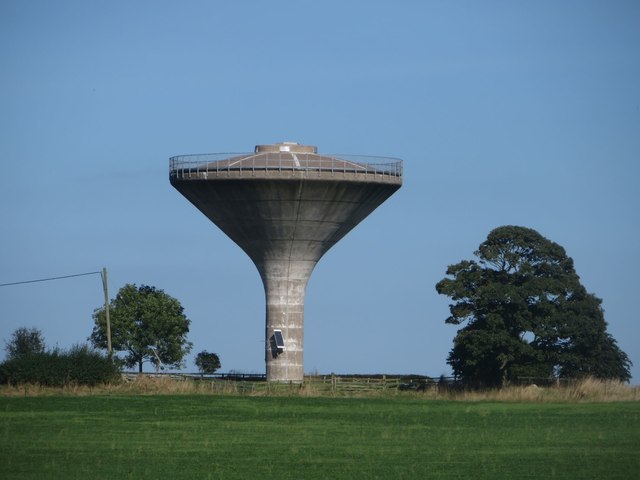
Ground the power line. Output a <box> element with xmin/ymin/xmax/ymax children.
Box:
<box><xmin>0</xmin><ymin>271</ymin><xmax>102</xmax><ymax>287</ymax></box>
<box><xmin>1</xmin><ymin>268</ymin><xmax>113</xmax><ymax>356</ymax></box>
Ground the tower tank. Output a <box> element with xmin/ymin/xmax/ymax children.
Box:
<box><xmin>170</xmin><ymin>142</ymin><xmax>403</xmax><ymax>382</ymax></box>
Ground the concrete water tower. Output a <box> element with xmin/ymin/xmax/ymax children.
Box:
<box><xmin>170</xmin><ymin>142</ymin><xmax>402</xmax><ymax>382</ymax></box>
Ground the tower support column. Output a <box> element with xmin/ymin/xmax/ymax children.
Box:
<box><xmin>260</xmin><ymin>260</ymin><xmax>315</xmax><ymax>382</ymax></box>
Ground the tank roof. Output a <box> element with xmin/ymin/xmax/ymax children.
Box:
<box><xmin>169</xmin><ymin>143</ymin><xmax>403</xmax><ymax>183</ymax></box>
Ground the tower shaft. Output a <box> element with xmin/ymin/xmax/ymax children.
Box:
<box><xmin>260</xmin><ymin>260</ymin><xmax>313</xmax><ymax>381</ymax></box>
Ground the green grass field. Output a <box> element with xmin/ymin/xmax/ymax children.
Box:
<box><xmin>1</xmin><ymin>395</ymin><xmax>639</xmax><ymax>479</ymax></box>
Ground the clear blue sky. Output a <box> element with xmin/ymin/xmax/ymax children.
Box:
<box><xmin>1</xmin><ymin>1</ymin><xmax>638</xmax><ymax>381</ymax></box>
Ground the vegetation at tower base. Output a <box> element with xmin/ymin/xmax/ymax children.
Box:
<box><xmin>195</xmin><ymin>350</ymin><xmax>221</xmax><ymax>375</ymax></box>
<box><xmin>436</xmin><ymin>226</ymin><xmax>631</xmax><ymax>387</ymax></box>
<box><xmin>90</xmin><ymin>284</ymin><xmax>193</xmax><ymax>373</ymax></box>
<box><xmin>4</xmin><ymin>326</ymin><xmax>46</xmax><ymax>360</ymax></box>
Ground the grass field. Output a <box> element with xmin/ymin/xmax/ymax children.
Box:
<box><xmin>1</xmin><ymin>395</ymin><xmax>639</xmax><ymax>479</ymax></box>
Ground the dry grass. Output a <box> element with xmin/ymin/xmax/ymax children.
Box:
<box><xmin>416</xmin><ymin>377</ymin><xmax>640</xmax><ymax>402</ymax></box>
<box><xmin>1</xmin><ymin>376</ymin><xmax>638</xmax><ymax>402</ymax></box>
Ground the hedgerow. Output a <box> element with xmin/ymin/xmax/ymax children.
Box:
<box><xmin>0</xmin><ymin>344</ymin><xmax>120</xmax><ymax>386</ymax></box>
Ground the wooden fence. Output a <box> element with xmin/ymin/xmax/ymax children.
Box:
<box><xmin>121</xmin><ymin>372</ymin><xmax>567</xmax><ymax>394</ymax></box>
<box><xmin>121</xmin><ymin>372</ymin><xmax>454</xmax><ymax>394</ymax></box>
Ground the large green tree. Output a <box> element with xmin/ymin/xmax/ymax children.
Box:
<box><xmin>90</xmin><ymin>284</ymin><xmax>193</xmax><ymax>372</ymax></box>
<box><xmin>436</xmin><ymin>226</ymin><xmax>631</xmax><ymax>386</ymax></box>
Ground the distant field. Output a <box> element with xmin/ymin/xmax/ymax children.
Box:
<box><xmin>1</xmin><ymin>396</ymin><xmax>638</xmax><ymax>479</ymax></box>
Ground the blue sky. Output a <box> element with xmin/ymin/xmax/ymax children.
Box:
<box><xmin>1</xmin><ymin>1</ymin><xmax>639</xmax><ymax>381</ymax></box>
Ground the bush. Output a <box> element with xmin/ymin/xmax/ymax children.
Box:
<box><xmin>195</xmin><ymin>351</ymin><xmax>221</xmax><ymax>375</ymax></box>
<box><xmin>0</xmin><ymin>344</ymin><xmax>121</xmax><ymax>387</ymax></box>
<box><xmin>4</xmin><ymin>326</ymin><xmax>46</xmax><ymax>360</ymax></box>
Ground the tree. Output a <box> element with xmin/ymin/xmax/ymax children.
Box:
<box><xmin>436</xmin><ymin>226</ymin><xmax>631</xmax><ymax>386</ymax></box>
<box><xmin>90</xmin><ymin>284</ymin><xmax>193</xmax><ymax>372</ymax></box>
<box><xmin>5</xmin><ymin>327</ymin><xmax>46</xmax><ymax>360</ymax></box>
<box><xmin>195</xmin><ymin>351</ymin><xmax>221</xmax><ymax>375</ymax></box>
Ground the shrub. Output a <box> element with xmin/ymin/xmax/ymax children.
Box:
<box><xmin>4</xmin><ymin>327</ymin><xmax>46</xmax><ymax>360</ymax></box>
<box><xmin>195</xmin><ymin>351</ymin><xmax>221</xmax><ymax>375</ymax></box>
<box><xmin>0</xmin><ymin>344</ymin><xmax>121</xmax><ymax>387</ymax></box>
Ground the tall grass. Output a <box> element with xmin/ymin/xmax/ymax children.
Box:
<box><xmin>424</xmin><ymin>377</ymin><xmax>640</xmax><ymax>402</ymax></box>
<box><xmin>1</xmin><ymin>375</ymin><xmax>638</xmax><ymax>402</ymax></box>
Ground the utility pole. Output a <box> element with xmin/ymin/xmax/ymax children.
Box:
<box><xmin>1</xmin><ymin>269</ymin><xmax>112</xmax><ymax>356</ymax></box>
<box><xmin>102</xmin><ymin>267</ymin><xmax>112</xmax><ymax>357</ymax></box>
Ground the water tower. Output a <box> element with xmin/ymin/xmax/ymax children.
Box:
<box><xmin>170</xmin><ymin>142</ymin><xmax>402</xmax><ymax>382</ymax></box>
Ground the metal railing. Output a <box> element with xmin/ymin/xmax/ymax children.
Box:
<box><xmin>169</xmin><ymin>152</ymin><xmax>403</xmax><ymax>179</ymax></box>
